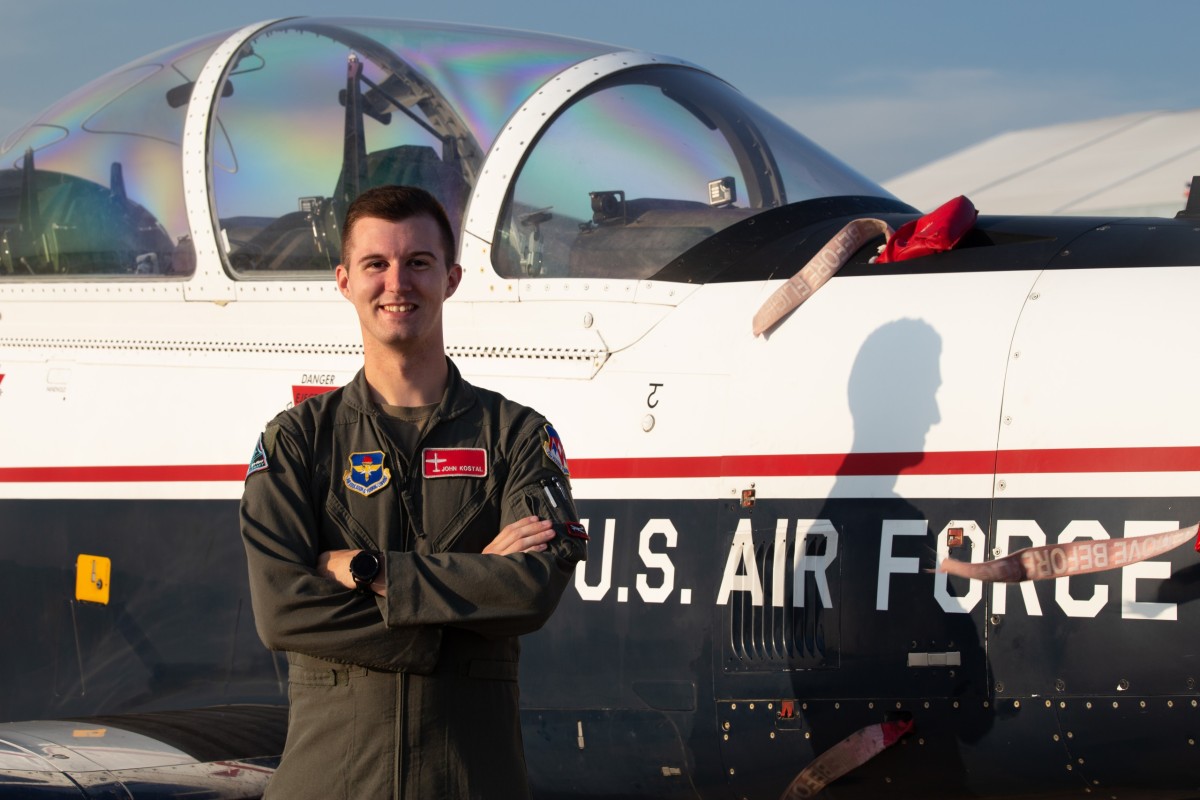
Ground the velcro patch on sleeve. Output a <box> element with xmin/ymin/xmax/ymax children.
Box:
<box><xmin>245</xmin><ymin>433</ymin><xmax>269</xmax><ymax>479</ymax></box>
<box><xmin>558</xmin><ymin>522</ymin><xmax>589</xmax><ymax>541</ymax></box>
<box><xmin>423</xmin><ymin>448</ymin><xmax>488</xmax><ymax>478</ymax></box>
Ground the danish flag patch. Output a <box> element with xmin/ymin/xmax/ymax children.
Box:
<box><xmin>423</xmin><ymin>448</ymin><xmax>488</xmax><ymax>478</ymax></box>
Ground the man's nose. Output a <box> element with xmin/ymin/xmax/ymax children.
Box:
<box><xmin>384</xmin><ymin>263</ymin><xmax>412</xmax><ymax>291</ymax></box>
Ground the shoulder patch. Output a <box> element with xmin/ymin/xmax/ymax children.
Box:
<box><xmin>541</xmin><ymin>423</ymin><xmax>570</xmax><ymax>477</ymax></box>
<box><xmin>245</xmin><ymin>433</ymin><xmax>270</xmax><ymax>479</ymax></box>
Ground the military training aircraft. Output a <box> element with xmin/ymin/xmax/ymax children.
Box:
<box><xmin>1</xmin><ymin>15</ymin><xmax>1199</xmax><ymax>799</ymax></box>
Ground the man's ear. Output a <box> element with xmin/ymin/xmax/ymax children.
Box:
<box><xmin>335</xmin><ymin>263</ymin><xmax>351</xmax><ymax>299</ymax></box>
<box><xmin>445</xmin><ymin>264</ymin><xmax>463</xmax><ymax>299</ymax></box>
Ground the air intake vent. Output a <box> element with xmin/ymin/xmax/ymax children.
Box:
<box><xmin>723</xmin><ymin>533</ymin><xmax>840</xmax><ymax>672</ymax></box>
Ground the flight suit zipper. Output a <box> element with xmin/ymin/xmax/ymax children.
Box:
<box><xmin>366</xmin><ymin>411</ymin><xmax>429</xmax><ymax>552</ymax></box>
<box><xmin>400</xmin><ymin>408</ymin><xmax>443</xmax><ymax>547</ymax></box>
<box><xmin>395</xmin><ymin>670</ymin><xmax>405</xmax><ymax>800</ymax></box>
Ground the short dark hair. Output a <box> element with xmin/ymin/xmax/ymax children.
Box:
<box><xmin>341</xmin><ymin>185</ymin><xmax>456</xmax><ymax>266</ymax></box>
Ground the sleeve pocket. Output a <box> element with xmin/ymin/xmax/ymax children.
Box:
<box><xmin>514</xmin><ymin>481</ymin><xmax>587</xmax><ymax>563</ymax></box>
<box><xmin>515</xmin><ymin>480</ymin><xmax>573</xmax><ymax>525</ymax></box>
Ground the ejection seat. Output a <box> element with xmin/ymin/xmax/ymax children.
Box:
<box><xmin>226</xmin><ymin>144</ymin><xmax>470</xmax><ymax>274</ymax></box>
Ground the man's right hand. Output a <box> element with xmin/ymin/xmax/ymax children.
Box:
<box><xmin>483</xmin><ymin>516</ymin><xmax>555</xmax><ymax>555</ymax></box>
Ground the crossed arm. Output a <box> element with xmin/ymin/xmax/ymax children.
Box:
<box><xmin>242</xmin><ymin>413</ymin><xmax>584</xmax><ymax>665</ymax></box>
<box><xmin>317</xmin><ymin>515</ymin><xmax>556</xmax><ymax>594</ymax></box>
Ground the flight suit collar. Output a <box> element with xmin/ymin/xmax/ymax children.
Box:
<box><xmin>341</xmin><ymin>358</ymin><xmax>478</xmax><ymax>423</ymax></box>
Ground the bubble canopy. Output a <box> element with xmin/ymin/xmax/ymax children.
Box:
<box><xmin>0</xmin><ymin>17</ymin><xmax>896</xmax><ymax>282</ymax></box>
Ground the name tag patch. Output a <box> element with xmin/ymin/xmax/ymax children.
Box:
<box><xmin>423</xmin><ymin>448</ymin><xmax>488</xmax><ymax>478</ymax></box>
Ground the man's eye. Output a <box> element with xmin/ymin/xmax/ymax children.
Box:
<box><xmin>409</xmin><ymin>259</ymin><xmax>433</xmax><ymax>269</ymax></box>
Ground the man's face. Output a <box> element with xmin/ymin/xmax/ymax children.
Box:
<box><xmin>335</xmin><ymin>214</ymin><xmax>462</xmax><ymax>354</ymax></box>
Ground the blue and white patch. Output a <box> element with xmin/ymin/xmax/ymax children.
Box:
<box><xmin>541</xmin><ymin>423</ymin><xmax>570</xmax><ymax>477</ymax></box>
<box><xmin>245</xmin><ymin>433</ymin><xmax>269</xmax><ymax>479</ymax></box>
<box><xmin>344</xmin><ymin>451</ymin><xmax>391</xmax><ymax>497</ymax></box>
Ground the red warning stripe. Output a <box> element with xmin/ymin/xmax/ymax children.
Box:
<box><xmin>0</xmin><ymin>446</ymin><xmax>1196</xmax><ymax>483</ymax></box>
<box><xmin>0</xmin><ymin>465</ymin><xmax>245</xmax><ymax>482</ymax></box>
<box><xmin>571</xmin><ymin>446</ymin><xmax>1200</xmax><ymax>480</ymax></box>
<box><xmin>994</xmin><ymin>446</ymin><xmax>1200</xmax><ymax>473</ymax></box>
<box><xmin>570</xmin><ymin>450</ymin><xmax>994</xmax><ymax>479</ymax></box>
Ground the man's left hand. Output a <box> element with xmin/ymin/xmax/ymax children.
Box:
<box><xmin>483</xmin><ymin>516</ymin><xmax>555</xmax><ymax>555</ymax></box>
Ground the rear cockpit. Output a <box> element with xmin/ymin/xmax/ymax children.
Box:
<box><xmin>0</xmin><ymin>18</ymin><xmax>897</xmax><ymax>291</ymax></box>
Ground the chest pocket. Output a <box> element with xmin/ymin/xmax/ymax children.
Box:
<box><xmin>324</xmin><ymin>491</ymin><xmax>379</xmax><ymax>551</ymax></box>
<box><xmin>421</xmin><ymin>455</ymin><xmax>508</xmax><ymax>553</ymax></box>
<box><xmin>315</xmin><ymin>459</ymin><xmax>387</xmax><ymax>552</ymax></box>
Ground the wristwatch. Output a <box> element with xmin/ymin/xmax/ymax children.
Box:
<box><xmin>348</xmin><ymin>550</ymin><xmax>382</xmax><ymax>592</ymax></box>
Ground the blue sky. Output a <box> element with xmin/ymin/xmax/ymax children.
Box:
<box><xmin>4</xmin><ymin>0</ymin><xmax>1199</xmax><ymax>182</ymax></box>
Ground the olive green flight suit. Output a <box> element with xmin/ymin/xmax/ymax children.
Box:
<box><xmin>240</xmin><ymin>361</ymin><xmax>585</xmax><ymax>799</ymax></box>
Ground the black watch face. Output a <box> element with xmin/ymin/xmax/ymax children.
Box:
<box><xmin>350</xmin><ymin>550</ymin><xmax>380</xmax><ymax>583</ymax></box>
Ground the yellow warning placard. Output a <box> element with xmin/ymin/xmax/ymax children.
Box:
<box><xmin>72</xmin><ymin>729</ymin><xmax>107</xmax><ymax>738</ymax></box>
<box><xmin>75</xmin><ymin>554</ymin><xmax>110</xmax><ymax>605</ymax></box>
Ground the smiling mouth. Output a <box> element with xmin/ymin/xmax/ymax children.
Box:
<box><xmin>380</xmin><ymin>303</ymin><xmax>417</xmax><ymax>313</ymax></box>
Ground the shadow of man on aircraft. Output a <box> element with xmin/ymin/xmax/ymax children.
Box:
<box><xmin>784</xmin><ymin>318</ymin><xmax>993</xmax><ymax>796</ymax></box>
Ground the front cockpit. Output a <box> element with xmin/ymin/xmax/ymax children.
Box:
<box><xmin>0</xmin><ymin>17</ymin><xmax>897</xmax><ymax>289</ymax></box>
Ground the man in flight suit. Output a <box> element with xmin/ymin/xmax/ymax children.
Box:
<box><xmin>240</xmin><ymin>185</ymin><xmax>587</xmax><ymax>799</ymax></box>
